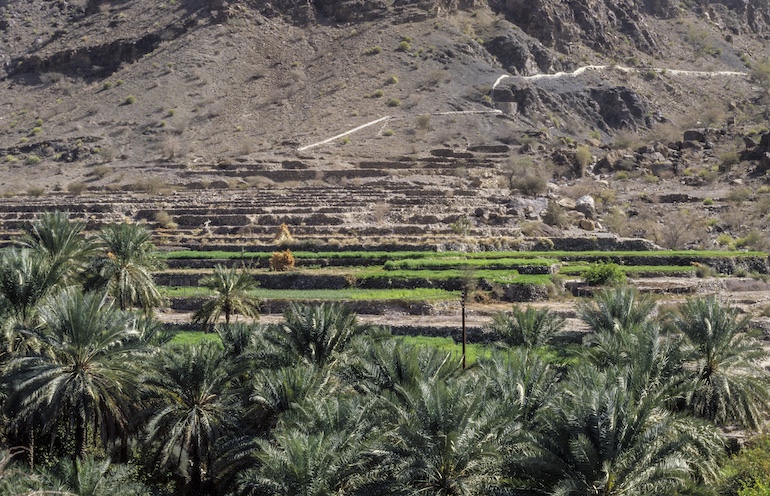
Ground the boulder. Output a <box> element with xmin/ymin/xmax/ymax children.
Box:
<box><xmin>755</xmin><ymin>152</ymin><xmax>770</xmax><ymax>175</ymax></box>
<box><xmin>557</xmin><ymin>197</ymin><xmax>576</xmax><ymax>210</ymax></box>
<box><xmin>683</xmin><ymin>128</ymin><xmax>722</xmax><ymax>143</ymax></box>
<box><xmin>507</xmin><ymin>197</ymin><xmax>548</xmax><ymax>219</ymax></box>
<box><xmin>578</xmin><ymin>219</ymin><xmax>596</xmax><ymax>231</ymax></box>
<box><xmin>595</xmin><ymin>151</ymin><xmax>637</xmax><ymax>172</ymax></box>
<box><xmin>575</xmin><ymin>195</ymin><xmax>596</xmax><ymax>219</ymax></box>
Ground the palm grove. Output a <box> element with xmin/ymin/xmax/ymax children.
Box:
<box><xmin>1</xmin><ymin>212</ymin><xmax>770</xmax><ymax>495</ymax></box>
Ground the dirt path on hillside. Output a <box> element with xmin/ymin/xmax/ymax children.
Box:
<box><xmin>298</xmin><ymin>64</ymin><xmax>750</xmax><ymax>151</ymax></box>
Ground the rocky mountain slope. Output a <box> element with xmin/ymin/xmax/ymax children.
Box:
<box><xmin>0</xmin><ymin>0</ymin><xmax>769</xmax><ymax>250</ymax></box>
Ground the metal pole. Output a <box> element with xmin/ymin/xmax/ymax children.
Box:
<box><xmin>461</xmin><ymin>288</ymin><xmax>466</xmax><ymax>370</ymax></box>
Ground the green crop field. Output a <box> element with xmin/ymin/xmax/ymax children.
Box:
<box><xmin>162</xmin><ymin>286</ymin><xmax>460</xmax><ymax>301</ymax></box>
<box><xmin>559</xmin><ymin>265</ymin><xmax>698</xmax><ymax>277</ymax></box>
<box><xmin>160</xmin><ymin>249</ymin><xmax>767</xmax><ymax>260</ymax></box>
<box><xmin>383</xmin><ymin>257</ymin><xmax>558</xmax><ymax>270</ymax></box>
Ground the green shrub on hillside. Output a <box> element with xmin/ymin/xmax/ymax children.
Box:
<box><xmin>583</xmin><ymin>261</ymin><xmax>626</xmax><ymax>286</ymax></box>
<box><xmin>750</xmin><ymin>58</ymin><xmax>770</xmax><ymax>88</ymax></box>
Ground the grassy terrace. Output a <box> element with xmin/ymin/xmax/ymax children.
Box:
<box><xmin>559</xmin><ymin>265</ymin><xmax>699</xmax><ymax>277</ymax></box>
<box><xmin>160</xmin><ymin>249</ymin><xmax>767</xmax><ymax>261</ymax></box>
<box><xmin>158</xmin><ymin>266</ymin><xmax>552</xmax><ymax>286</ymax></box>
<box><xmin>382</xmin><ymin>258</ymin><xmax>558</xmax><ymax>270</ymax></box>
<box><xmin>159</xmin><ymin>249</ymin><xmax>767</xmax><ymax>274</ymax></box>
<box><xmin>162</xmin><ymin>287</ymin><xmax>460</xmax><ymax>301</ymax></box>
<box><xmin>156</xmin><ymin>249</ymin><xmax>767</xmax><ymax>302</ymax></box>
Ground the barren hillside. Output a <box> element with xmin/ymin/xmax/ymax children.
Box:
<box><xmin>1</xmin><ymin>0</ymin><xmax>769</xmax><ymax>250</ymax></box>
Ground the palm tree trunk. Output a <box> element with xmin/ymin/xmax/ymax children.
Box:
<box><xmin>190</xmin><ymin>438</ymin><xmax>202</xmax><ymax>496</ymax></box>
<box><xmin>75</xmin><ymin>414</ymin><xmax>86</xmax><ymax>460</ymax></box>
<box><xmin>28</xmin><ymin>429</ymin><xmax>34</xmax><ymax>470</ymax></box>
<box><xmin>119</xmin><ymin>432</ymin><xmax>129</xmax><ymax>463</ymax></box>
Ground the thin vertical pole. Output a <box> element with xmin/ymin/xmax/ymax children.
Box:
<box><xmin>461</xmin><ymin>288</ymin><xmax>467</xmax><ymax>370</ymax></box>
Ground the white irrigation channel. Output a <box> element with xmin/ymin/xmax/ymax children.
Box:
<box><xmin>299</xmin><ymin>65</ymin><xmax>749</xmax><ymax>152</ymax></box>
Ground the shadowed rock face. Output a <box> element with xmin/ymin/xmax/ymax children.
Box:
<box><xmin>483</xmin><ymin>0</ymin><xmax>768</xmax><ymax>52</ymax></box>
<box><xmin>221</xmin><ymin>0</ymin><xmax>770</xmax><ymax>39</ymax></box>
<box><xmin>494</xmin><ymin>79</ymin><xmax>650</xmax><ymax>131</ymax></box>
<box><xmin>710</xmin><ymin>0</ymin><xmax>770</xmax><ymax>34</ymax></box>
<box><xmin>484</xmin><ymin>32</ymin><xmax>564</xmax><ymax>76</ymax></box>
<box><xmin>488</xmin><ymin>0</ymin><xmax>662</xmax><ymax>53</ymax></box>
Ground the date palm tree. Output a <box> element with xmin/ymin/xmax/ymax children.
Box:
<box><xmin>579</xmin><ymin>285</ymin><xmax>657</xmax><ymax>334</ymax></box>
<box><xmin>19</xmin><ymin>210</ymin><xmax>95</xmax><ymax>284</ymax></box>
<box><xmin>486</xmin><ymin>305</ymin><xmax>564</xmax><ymax>348</ymax></box>
<box><xmin>479</xmin><ymin>349</ymin><xmax>559</xmax><ymax>428</ymax></box>
<box><xmin>0</xmin><ymin>248</ymin><xmax>69</xmax><ymax>356</ymax></box>
<box><xmin>670</xmin><ymin>296</ymin><xmax>770</xmax><ymax>429</ymax></box>
<box><xmin>342</xmin><ymin>336</ymin><xmax>461</xmax><ymax>398</ymax></box>
<box><xmin>85</xmin><ymin>222</ymin><xmax>164</xmax><ymax>312</ymax></box>
<box><xmin>374</xmin><ymin>376</ymin><xmax>505</xmax><ymax>495</ymax></box>
<box><xmin>0</xmin><ymin>455</ymin><xmax>150</xmax><ymax>496</ymax></box>
<box><xmin>142</xmin><ymin>343</ymin><xmax>236</xmax><ymax>495</ymax></box>
<box><xmin>247</xmin><ymin>363</ymin><xmax>332</xmax><ymax>433</ymax></box>
<box><xmin>43</xmin><ymin>456</ymin><xmax>150</xmax><ymax>496</ymax></box>
<box><xmin>519</xmin><ymin>368</ymin><xmax>723</xmax><ymax>495</ymax></box>
<box><xmin>264</xmin><ymin>303</ymin><xmax>373</xmax><ymax>369</ymax></box>
<box><xmin>239</xmin><ymin>429</ymin><xmax>366</xmax><ymax>496</ymax></box>
<box><xmin>3</xmin><ymin>289</ymin><xmax>145</xmax><ymax>461</ymax></box>
<box><xmin>582</xmin><ymin>323</ymin><xmax>687</xmax><ymax>407</ymax></box>
<box><xmin>237</xmin><ymin>396</ymin><xmax>375</xmax><ymax>496</ymax></box>
<box><xmin>192</xmin><ymin>264</ymin><xmax>260</xmax><ymax>331</ymax></box>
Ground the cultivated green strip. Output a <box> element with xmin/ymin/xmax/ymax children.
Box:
<box><xmin>383</xmin><ymin>258</ymin><xmax>558</xmax><ymax>270</ymax></box>
<box><xmin>160</xmin><ymin>249</ymin><xmax>766</xmax><ymax>260</ymax></box>
<box><xmin>559</xmin><ymin>265</ymin><xmax>698</xmax><ymax>276</ymax></box>
<box><xmin>162</xmin><ymin>287</ymin><xmax>460</xmax><ymax>301</ymax></box>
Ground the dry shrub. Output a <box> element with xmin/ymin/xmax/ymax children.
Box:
<box><xmin>602</xmin><ymin>207</ymin><xmax>630</xmax><ymax>236</ymax></box>
<box><xmin>727</xmin><ymin>187</ymin><xmax>753</xmax><ymax>204</ymax></box>
<box><xmin>682</xmin><ymin>103</ymin><xmax>725</xmax><ymax>129</ymax></box>
<box><xmin>699</xmin><ymin>106</ymin><xmax>726</xmax><ymax>127</ymax></box>
<box><xmin>611</xmin><ymin>129</ymin><xmax>642</xmax><ymax>150</ymax></box>
<box><xmin>161</xmin><ymin>137</ymin><xmax>182</xmax><ymax>159</ymax></box>
<box><xmin>124</xmin><ymin>180</ymin><xmax>169</xmax><ymax>194</ymax></box>
<box><xmin>90</xmin><ymin>165</ymin><xmax>111</xmax><ymax>179</ymax></box>
<box><xmin>561</xmin><ymin>180</ymin><xmax>602</xmax><ymax>200</ymax></box>
<box><xmin>574</xmin><ymin>145</ymin><xmax>592</xmax><ymax>174</ymax></box>
<box><xmin>653</xmin><ymin>209</ymin><xmax>706</xmax><ymax>249</ymax></box>
<box><xmin>750</xmin><ymin>58</ymin><xmax>770</xmax><ymax>88</ymax></box>
<box><xmin>270</xmin><ymin>249</ymin><xmax>295</xmax><ymax>271</ymax></box>
<box><xmin>645</xmin><ymin>122</ymin><xmax>682</xmax><ymax>145</ymax></box>
<box><xmin>274</xmin><ymin>223</ymin><xmax>293</xmax><ymax>244</ymax></box>
<box><xmin>542</xmin><ymin>202</ymin><xmax>569</xmax><ymax>228</ymax></box>
<box><xmin>246</xmin><ymin>176</ymin><xmax>274</xmax><ymax>188</ymax></box>
<box><xmin>603</xmin><ymin>204</ymin><xmax>663</xmax><ymax>241</ymax></box>
<box><xmin>67</xmin><ymin>182</ymin><xmax>88</xmax><ymax>195</ymax></box>
<box><xmin>511</xmin><ymin>173</ymin><xmax>548</xmax><ymax>196</ymax></box>
<box><xmin>520</xmin><ymin>221</ymin><xmax>548</xmax><ymax>237</ymax></box>
<box><xmin>98</xmin><ymin>147</ymin><xmax>116</xmax><ymax>163</ymax></box>
<box><xmin>372</xmin><ymin>202</ymin><xmax>391</xmax><ymax>223</ymax></box>
<box><xmin>424</xmin><ymin>69</ymin><xmax>447</xmax><ymax>86</ymax></box>
<box><xmin>507</xmin><ymin>157</ymin><xmax>549</xmax><ymax>196</ymax></box>
<box><xmin>155</xmin><ymin>210</ymin><xmax>178</xmax><ymax>229</ymax></box>
<box><xmin>753</xmin><ymin>196</ymin><xmax>770</xmax><ymax>216</ymax></box>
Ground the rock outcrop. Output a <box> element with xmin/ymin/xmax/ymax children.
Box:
<box><xmin>494</xmin><ymin>79</ymin><xmax>650</xmax><ymax>131</ymax></box>
<box><xmin>488</xmin><ymin>0</ymin><xmax>662</xmax><ymax>53</ymax></box>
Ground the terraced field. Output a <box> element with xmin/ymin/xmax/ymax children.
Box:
<box><xmin>158</xmin><ymin>247</ymin><xmax>770</xmax><ymax>339</ymax></box>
